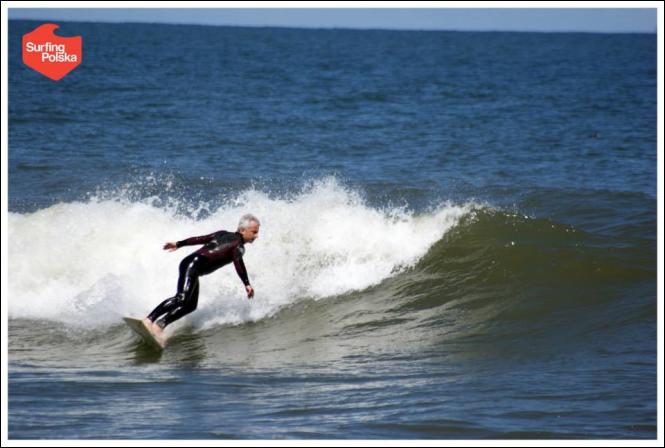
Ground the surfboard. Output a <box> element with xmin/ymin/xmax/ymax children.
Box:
<box><xmin>123</xmin><ymin>317</ymin><xmax>165</xmax><ymax>350</ymax></box>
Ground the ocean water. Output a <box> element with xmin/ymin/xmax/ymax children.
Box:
<box><xmin>7</xmin><ymin>21</ymin><xmax>657</xmax><ymax>439</ymax></box>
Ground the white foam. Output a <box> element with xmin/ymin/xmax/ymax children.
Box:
<box><xmin>8</xmin><ymin>178</ymin><xmax>471</xmax><ymax>331</ymax></box>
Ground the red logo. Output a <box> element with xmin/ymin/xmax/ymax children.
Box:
<box><xmin>22</xmin><ymin>23</ymin><xmax>82</xmax><ymax>81</ymax></box>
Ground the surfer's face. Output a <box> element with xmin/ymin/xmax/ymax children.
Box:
<box><xmin>239</xmin><ymin>221</ymin><xmax>260</xmax><ymax>243</ymax></box>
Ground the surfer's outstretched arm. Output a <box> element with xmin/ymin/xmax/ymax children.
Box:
<box><xmin>176</xmin><ymin>233</ymin><xmax>218</xmax><ymax>247</ymax></box>
<box><xmin>163</xmin><ymin>233</ymin><xmax>218</xmax><ymax>252</ymax></box>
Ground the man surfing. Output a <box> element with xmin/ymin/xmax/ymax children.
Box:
<box><xmin>142</xmin><ymin>214</ymin><xmax>260</xmax><ymax>346</ymax></box>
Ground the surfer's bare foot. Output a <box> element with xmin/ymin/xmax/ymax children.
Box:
<box><xmin>142</xmin><ymin>318</ymin><xmax>167</xmax><ymax>347</ymax></box>
<box><xmin>151</xmin><ymin>322</ymin><xmax>163</xmax><ymax>336</ymax></box>
<box><xmin>150</xmin><ymin>323</ymin><xmax>167</xmax><ymax>347</ymax></box>
<box><xmin>142</xmin><ymin>318</ymin><xmax>153</xmax><ymax>333</ymax></box>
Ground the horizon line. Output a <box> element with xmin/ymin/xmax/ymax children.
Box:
<box><xmin>9</xmin><ymin>18</ymin><xmax>657</xmax><ymax>35</ymax></box>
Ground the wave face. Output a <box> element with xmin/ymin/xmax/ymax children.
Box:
<box><xmin>8</xmin><ymin>177</ymin><xmax>655</xmax><ymax>363</ymax></box>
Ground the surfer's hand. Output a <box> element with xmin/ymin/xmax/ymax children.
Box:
<box><xmin>246</xmin><ymin>285</ymin><xmax>254</xmax><ymax>299</ymax></box>
<box><xmin>163</xmin><ymin>242</ymin><xmax>178</xmax><ymax>252</ymax></box>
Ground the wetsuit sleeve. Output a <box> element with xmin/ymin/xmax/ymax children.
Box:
<box><xmin>176</xmin><ymin>232</ymin><xmax>217</xmax><ymax>248</ymax></box>
<box><xmin>233</xmin><ymin>247</ymin><xmax>250</xmax><ymax>286</ymax></box>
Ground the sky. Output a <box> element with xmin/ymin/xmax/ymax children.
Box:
<box><xmin>7</xmin><ymin>7</ymin><xmax>658</xmax><ymax>34</ymax></box>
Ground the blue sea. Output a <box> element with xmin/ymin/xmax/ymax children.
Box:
<box><xmin>7</xmin><ymin>21</ymin><xmax>657</xmax><ymax>439</ymax></box>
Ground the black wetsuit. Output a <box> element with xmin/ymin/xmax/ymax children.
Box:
<box><xmin>147</xmin><ymin>230</ymin><xmax>250</xmax><ymax>328</ymax></box>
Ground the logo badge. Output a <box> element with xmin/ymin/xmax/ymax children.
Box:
<box><xmin>22</xmin><ymin>23</ymin><xmax>82</xmax><ymax>81</ymax></box>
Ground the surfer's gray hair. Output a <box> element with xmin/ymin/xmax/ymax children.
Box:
<box><xmin>238</xmin><ymin>214</ymin><xmax>260</xmax><ymax>230</ymax></box>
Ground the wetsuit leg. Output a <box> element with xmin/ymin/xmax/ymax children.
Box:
<box><xmin>147</xmin><ymin>253</ymin><xmax>205</xmax><ymax>328</ymax></box>
<box><xmin>157</xmin><ymin>279</ymin><xmax>199</xmax><ymax>328</ymax></box>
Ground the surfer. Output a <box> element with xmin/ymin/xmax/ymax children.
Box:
<box><xmin>142</xmin><ymin>214</ymin><xmax>260</xmax><ymax>343</ymax></box>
